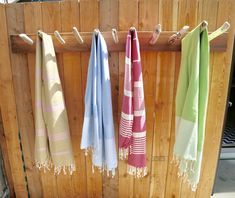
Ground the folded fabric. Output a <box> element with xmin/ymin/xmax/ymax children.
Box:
<box><xmin>119</xmin><ymin>27</ymin><xmax>147</xmax><ymax>178</ymax></box>
<box><xmin>34</xmin><ymin>31</ymin><xmax>75</xmax><ymax>175</ymax></box>
<box><xmin>173</xmin><ymin>22</ymin><xmax>209</xmax><ymax>191</ymax></box>
<box><xmin>81</xmin><ymin>30</ymin><xmax>117</xmax><ymax>176</ymax></box>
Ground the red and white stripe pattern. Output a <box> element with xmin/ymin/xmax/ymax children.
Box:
<box><xmin>119</xmin><ymin>28</ymin><xmax>147</xmax><ymax>178</ymax></box>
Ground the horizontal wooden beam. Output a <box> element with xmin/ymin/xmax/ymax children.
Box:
<box><xmin>10</xmin><ymin>31</ymin><xmax>228</xmax><ymax>53</ymax></box>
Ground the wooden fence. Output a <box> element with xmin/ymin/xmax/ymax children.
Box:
<box><xmin>0</xmin><ymin>0</ymin><xmax>234</xmax><ymax>197</ymax></box>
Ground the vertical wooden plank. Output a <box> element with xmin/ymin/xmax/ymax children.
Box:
<box><xmin>153</xmin><ymin>50</ymin><xmax>176</xmax><ymax>198</ymax></box>
<box><xmin>118</xmin><ymin>0</ymin><xmax>138</xmax><ymax>197</ymax></box>
<box><xmin>148</xmin><ymin>0</ymin><xmax>178</xmax><ymax>197</ymax></box>
<box><xmin>23</xmin><ymin>3</ymin><xmax>46</xmax><ymax>198</ymax></box>
<box><xmin>0</xmin><ymin>109</ymin><xmax>14</xmax><ymax>197</ymax></box>
<box><xmin>99</xmin><ymin>0</ymin><xmax>119</xmax><ymax>197</ymax></box>
<box><xmin>0</xmin><ymin>4</ymin><xmax>28</xmax><ymax>197</ymax></box>
<box><xmin>196</xmin><ymin>0</ymin><xmax>235</xmax><ymax>197</ymax></box>
<box><xmin>24</xmin><ymin>2</ymin><xmax>42</xmax><ymax>115</ymax></box>
<box><xmin>80</xmin><ymin>0</ymin><xmax>103</xmax><ymax>197</ymax></box>
<box><xmin>137</xmin><ymin>0</ymin><xmax>158</xmax><ymax>197</ymax></box>
<box><xmin>6</xmin><ymin>3</ymin><xmax>42</xmax><ymax>197</ymax></box>
<box><xmin>164</xmin><ymin>53</ymin><xmax>181</xmax><ymax>198</ymax></box>
<box><xmin>162</xmin><ymin>1</ymin><xmax>182</xmax><ymax>196</ymax></box>
<box><xmin>60</xmin><ymin>1</ymin><xmax>87</xmax><ymax>197</ymax></box>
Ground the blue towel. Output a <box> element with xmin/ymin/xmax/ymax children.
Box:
<box><xmin>81</xmin><ymin>30</ymin><xmax>117</xmax><ymax>176</ymax></box>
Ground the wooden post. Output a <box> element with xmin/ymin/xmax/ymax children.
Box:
<box><xmin>0</xmin><ymin>4</ymin><xmax>28</xmax><ymax>197</ymax></box>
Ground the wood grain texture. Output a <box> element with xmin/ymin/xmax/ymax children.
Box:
<box><xmin>24</xmin><ymin>3</ymin><xmax>44</xmax><ymax>198</ymax></box>
<box><xmin>138</xmin><ymin>0</ymin><xmax>158</xmax><ymax>197</ymax></box>
<box><xmin>6</xmin><ymin>3</ymin><xmax>42</xmax><ymax>197</ymax></box>
<box><xmin>0</xmin><ymin>109</ymin><xmax>14</xmax><ymax>197</ymax></box>
<box><xmin>0</xmin><ymin>4</ymin><xmax>28</xmax><ymax>197</ymax></box>
<box><xmin>164</xmin><ymin>51</ymin><xmax>181</xmax><ymax>198</ymax></box>
<box><xmin>61</xmin><ymin>1</ymin><xmax>87</xmax><ymax>197</ymax></box>
<box><xmin>196</xmin><ymin>0</ymin><xmax>235</xmax><ymax>197</ymax></box>
<box><xmin>100</xmin><ymin>0</ymin><xmax>119</xmax><ymax>197</ymax></box>
<box><xmin>1</xmin><ymin>1</ymin><xmax>235</xmax><ymax>197</ymax></box>
<box><xmin>155</xmin><ymin>0</ymin><xmax>178</xmax><ymax>197</ymax></box>
<box><xmin>24</xmin><ymin>2</ymin><xmax>42</xmax><ymax>116</ymax></box>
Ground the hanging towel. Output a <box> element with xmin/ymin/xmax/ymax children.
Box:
<box><xmin>119</xmin><ymin>27</ymin><xmax>147</xmax><ymax>178</ymax></box>
<box><xmin>81</xmin><ymin>30</ymin><xmax>117</xmax><ymax>176</ymax></box>
<box><xmin>34</xmin><ymin>31</ymin><xmax>75</xmax><ymax>175</ymax></box>
<box><xmin>173</xmin><ymin>22</ymin><xmax>209</xmax><ymax>191</ymax></box>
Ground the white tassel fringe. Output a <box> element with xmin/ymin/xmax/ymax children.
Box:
<box><xmin>127</xmin><ymin>164</ymin><xmax>147</xmax><ymax>178</ymax></box>
<box><xmin>91</xmin><ymin>164</ymin><xmax>116</xmax><ymax>178</ymax></box>
<box><xmin>36</xmin><ymin>160</ymin><xmax>52</xmax><ymax>173</ymax></box>
<box><xmin>53</xmin><ymin>164</ymin><xmax>76</xmax><ymax>175</ymax></box>
<box><xmin>36</xmin><ymin>160</ymin><xmax>76</xmax><ymax>175</ymax></box>
<box><xmin>119</xmin><ymin>148</ymin><xmax>129</xmax><ymax>160</ymax></box>
<box><xmin>172</xmin><ymin>155</ymin><xmax>197</xmax><ymax>191</ymax></box>
<box><xmin>83</xmin><ymin>147</ymin><xmax>116</xmax><ymax>178</ymax></box>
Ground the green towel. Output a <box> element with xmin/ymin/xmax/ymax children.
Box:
<box><xmin>173</xmin><ymin>22</ymin><xmax>209</xmax><ymax>191</ymax></box>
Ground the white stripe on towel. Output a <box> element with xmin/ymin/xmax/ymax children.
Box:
<box><xmin>134</xmin><ymin>110</ymin><xmax>145</xmax><ymax>116</ymax></box>
<box><xmin>124</xmin><ymin>89</ymin><xmax>133</xmax><ymax>97</ymax></box>
<box><xmin>121</xmin><ymin>112</ymin><xmax>134</xmax><ymax>120</ymax></box>
<box><xmin>134</xmin><ymin>81</ymin><xmax>143</xmax><ymax>87</ymax></box>
<box><xmin>133</xmin><ymin>131</ymin><xmax>146</xmax><ymax>138</ymax></box>
<box><xmin>125</xmin><ymin>57</ymin><xmax>131</xmax><ymax>65</ymax></box>
<box><xmin>49</xmin><ymin>132</ymin><xmax>69</xmax><ymax>142</ymax></box>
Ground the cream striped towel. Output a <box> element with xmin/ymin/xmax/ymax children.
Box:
<box><xmin>34</xmin><ymin>31</ymin><xmax>75</xmax><ymax>175</ymax></box>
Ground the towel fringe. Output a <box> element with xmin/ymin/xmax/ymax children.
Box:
<box><xmin>119</xmin><ymin>148</ymin><xmax>129</xmax><ymax>160</ymax></box>
<box><xmin>83</xmin><ymin>147</ymin><xmax>116</xmax><ymax>177</ymax></box>
<box><xmin>54</xmin><ymin>163</ymin><xmax>76</xmax><ymax>175</ymax></box>
<box><xmin>172</xmin><ymin>154</ymin><xmax>197</xmax><ymax>191</ymax></box>
<box><xmin>127</xmin><ymin>164</ymin><xmax>147</xmax><ymax>178</ymax></box>
<box><xmin>84</xmin><ymin>147</ymin><xmax>93</xmax><ymax>156</ymax></box>
<box><xmin>90</xmin><ymin>164</ymin><xmax>116</xmax><ymax>178</ymax></box>
<box><xmin>36</xmin><ymin>160</ymin><xmax>52</xmax><ymax>173</ymax></box>
<box><xmin>36</xmin><ymin>160</ymin><xmax>75</xmax><ymax>175</ymax></box>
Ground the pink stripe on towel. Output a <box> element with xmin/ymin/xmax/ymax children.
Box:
<box><xmin>49</xmin><ymin>132</ymin><xmax>69</xmax><ymax>142</ymax></box>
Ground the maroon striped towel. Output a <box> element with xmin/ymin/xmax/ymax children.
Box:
<box><xmin>119</xmin><ymin>27</ymin><xmax>147</xmax><ymax>178</ymax></box>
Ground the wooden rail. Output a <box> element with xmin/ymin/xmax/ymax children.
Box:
<box><xmin>10</xmin><ymin>31</ymin><xmax>228</xmax><ymax>53</ymax></box>
<box><xmin>1</xmin><ymin>1</ymin><xmax>234</xmax><ymax>197</ymax></box>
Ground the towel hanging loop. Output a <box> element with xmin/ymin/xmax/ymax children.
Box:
<box><xmin>168</xmin><ymin>25</ymin><xmax>189</xmax><ymax>45</ymax></box>
<box><xmin>54</xmin><ymin>30</ymin><xmax>65</xmax><ymax>45</ymax></box>
<box><xmin>149</xmin><ymin>24</ymin><xmax>161</xmax><ymax>45</ymax></box>
<box><xmin>112</xmin><ymin>28</ymin><xmax>119</xmax><ymax>43</ymax></box>
<box><xmin>19</xmin><ymin>33</ymin><xmax>34</xmax><ymax>45</ymax></box>
<box><xmin>72</xmin><ymin>27</ymin><xmax>84</xmax><ymax>44</ymax></box>
<box><xmin>130</xmin><ymin>27</ymin><xmax>136</xmax><ymax>32</ymax></box>
<box><xmin>38</xmin><ymin>30</ymin><xmax>43</xmax><ymax>38</ymax></box>
<box><xmin>200</xmin><ymin>20</ymin><xmax>208</xmax><ymax>32</ymax></box>
<box><xmin>94</xmin><ymin>28</ymin><xmax>99</xmax><ymax>35</ymax></box>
